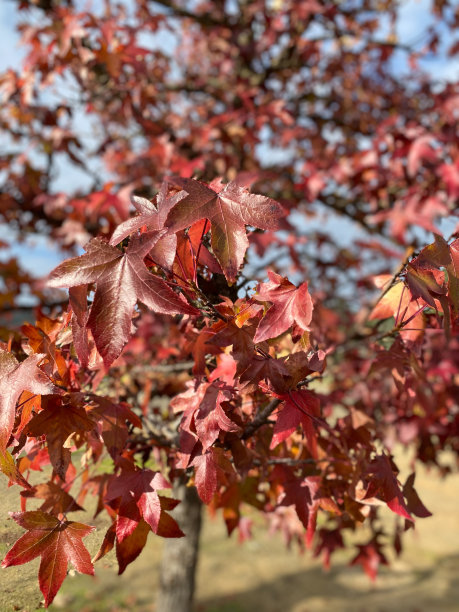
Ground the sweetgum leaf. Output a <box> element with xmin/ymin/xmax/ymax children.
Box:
<box><xmin>165</xmin><ymin>178</ymin><xmax>284</xmax><ymax>282</ymax></box>
<box><xmin>349</xmin><ymin>537</ymin><xmax>389</xmax><ymax>581</ymax></box>
<box><xmin>173</xmin><ymin>381</ymin><xmax>239</xmax><ymax>454</ymax></box>
<box><xmin>110</xmin><ymin>183</ymin><xmax>186</xmax><ymax>246</ymax></box>
<box><xmin>254</xmin><ymin>271</ymin><xmax>313</xmax><ymax>343</ymax></box>
<box><xmin>0</xmin><ymin>350</ymin><xmax>54</xmax><ymax>453</ymax></box>
<box><xmin>0</xmin><ymin>449</ymin><xmax>31</xmax><ymax>488</ymax></box>
<box><xmin>21</xmin><ymin>482</ymin><xmax>84</xmax><ymax>514</ymax></box>
<box><xmin>1</xmin><ymin>511</ymin><xmax>94</xmax><ymax>607</ymax></box>
<box><xmin>110</xmin><ymin>184</ymin><xmax>187</xmax><ymax>269</ymax></box>
<box><xmin>364</xmin><ymin>455</ymin><xmax>412</xmax><ymax>521</ymax></box>
<box><xmin>270</xmin><ymin>389</ymin><xmax>320</xmax><ymax>457</ymax></box>
<box><xmin>115</xmin><ymin>518</ymin><xmax>151</xmax><ymax>575</ymax></box>
<box><xmin>87</xmin><ymin>396</ymin><xmax>142</xmax><ymax>460</ymax></box>
<box><xmin>105</xmin><ymin>466</ymin><xmax>183</xmax><ymax>542</ymax></box>
<box><xmin>48</xmin><ymin>233</ymin><xmax>198</xmax><ymax>367</ymax></box>
<box><xmin>27</xmin><ymin>396</ymin><xmax>95</xmax><ymax>480</ymax></box>
<box><xmin>403</xmin><ymin>473</ymin><xmax>432</xmax><ymax>518</ymax></box>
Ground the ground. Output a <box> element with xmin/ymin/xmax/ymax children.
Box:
<box><xmin>0</xmin><ymin>450</ymin><xmax>458</xmax><ymax>612</ymax></box>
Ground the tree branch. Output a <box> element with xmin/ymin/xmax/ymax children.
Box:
<box><xmin>242</xmin><ymin>398</ymin><xmax>280</xmax><ymax>440</ymax></box>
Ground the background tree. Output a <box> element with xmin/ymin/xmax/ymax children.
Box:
<box><xmin>0</xmin><ymin>0</ymin><xmax>458</xmax><ymax>610</ymax></box>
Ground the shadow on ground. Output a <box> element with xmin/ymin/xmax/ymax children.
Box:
<box><xmin>197</xmin><ymin>553</ymin><xmax>459</xmax><ymax>612</ymax></box>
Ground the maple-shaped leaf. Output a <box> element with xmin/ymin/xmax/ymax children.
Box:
<box><xmin>21</xmin><ymin>481</ymin><xmax>83</xmax><ymax>514</ymax></box>
<box><xmin>1</xmin><ymin>511</ymin><xmax>94</xmax><ymax>607</ymax></box>
<box><xmin>192</xmin><ymin>450</ymin><xmax>218</xmax><ymax>504</ymax></box>
<box><xmin>211</xmin><ymin>319</ymin><xmax>260</xmax><ymax>377</ymax></box>
<box><xmin>110</xmin><ymin>184</ymin><xmax>186</xmax><ymax>245</ymax></box>
<box><xmin>27</xmin><ymin>396</ymin><xmax>95</xmax><ymax>479</ymax></box>
<box><xmin>165</xmin><ymin>177</ymin><xmax>284</xmax><ymax>282</ymax></box>
<box><xmin>105</xmin><ymin>465</ymin><xmax>184</xmax><ymax>542</ymax></box>
<box><xmin>93</xmin><ymin>519</ymin><xmax>152</xmax><ymax>575</ymax></box>
<box><xmin>370</xmin><ymin>276</ymin><xmax>410</xmax><ymax>321</ymax></box>
<box><xmin>253</xmin><ymin>271</ymin><xmax>313</xmax><ymax>343</ymax></box>
<box><xmin>403</xmin><ymin>473</ymin><xmax>431</xmax><ymax>518</ymax></box>
<box><xmin>191</xmin><ymin>446</ymin><xmax>235</xmax><ymax>504</ymax></box>
<box><xmin>185</xmin><ymin>326</ymin><xmax>221</xmax><ymax>376</ymax></box>
<box><xmin>110</xmin><ymin>184</ymin><xmax>187</xmax><ymax>269</ymax></box>
<box><xmin>364</xmin><ymin>455</ymin><xmax>412</xmax><ymax>521</ymax></box>
<box><xmin>270</xmin><ymin>389</ymin><xmax>320</xmax><ymax>457</ymax></box>
<box><xmin>0</xmin><ymin>349</ymin><xmax>55</xmax><ymax>453</ymax></box>
<box><xmin>405</xmin><ymin>263</ymin><xmax>446</xmax><ymax>308</ymax></box>
<box><xmin>0</xmin><ymin>449</ymin><xmax>31</xmax><ymax>489</ymax></box>
<box><xmin>87</xmin><ymin>397</ymin><xmax>142</xmax><ymax>461</ymax></box>
<box><xmin>314</xmin><ymin>528</ymin><xmax>345</xmax><ymax>570</ymax></box>
<box><xmin>271</xmin><ymin>465</ymin><xmax>330</xmax><ymax>544</ymax></box>
<box><xmin>239</xmin><ymin>354</ymin><xmax>290</xmax><ymax>393</ymax></box>
<box><xmin>172</xmin><ymin>381</ymin><xmax>239</xmax><ymax>454</ymax></box>
<box><xmin>349</xmin><ymin>536</ymin><xmax>389</xmax><ymax>581</ymax></box>
<box><xmin>47</xmin><ymin>233</ymin><xmax>198</xmax><ymax>367</ymax></box>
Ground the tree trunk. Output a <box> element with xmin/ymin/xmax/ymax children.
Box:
<box><xmin>156</xmin><ymin>481</ymin><xmax>203</xmax><ymax>612</ymax></box>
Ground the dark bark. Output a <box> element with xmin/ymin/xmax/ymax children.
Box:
<box><xmin>156</xmin><ymin>481</ymin><xmax>203</xmax><ymax>612</ymax></box>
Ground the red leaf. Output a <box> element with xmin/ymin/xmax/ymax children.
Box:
<box><xmin>47</xmin><ymin>233</ymin><xmax>198</xmax><ymax>367</ymax></box>
<box><xmin>110</xmin><ymin>184</ymin><xmax>186</xmax><ymax>246</ymax></box>
<box><xmin>405</xmin><ymin>264</ymin><xmax>445</xmax><ymax>308</ymax></box>
<box><xmin>192</xmin><ymin>449</ymin><xmax>219</xmax><ymax>504</ymax></box>
<box><xmin>165</xmin><ymin>178</ymin><xmax>284</xmax><ymax>282</ymax></box>
<box><xmin>105</xmin><ymin>466</ymin><xmax>183</xmax><ymax>541</ymax></box>
<box><xmin>21</xmin><ymin>481</ymin><xmax>84</xmax><ymax>514</ymax></box>
<box><xmin>403</xmin><ymin>473</ymin><xmax>431</xmax><ymax>518</ymax></box>
<box><xmin>0</xmin><ymin>350</ymin><xmax>54</xmax><ymax>453</ymax></box>
<box><xmin>88</xmin><ymin>397</ymin><xmax>142</xmax><ymax>460</ymax></box>
<box><xmin>27</xmin><ymin>396</ymin><xmax>95</xmax><ymax>480</ymax></box>
<box><xmin>2</xmin><ymin>511</ymin><xmax>94</xmax><ymax>607</ymax></box>
<box><xmin>110</xmin><ymin>184</ymin><xmax>187</xmax><ymax>270</ymax></box>
<box><xmin>173</xmin><ymin>381</ymin><xmax>239</xmax><ymax>454</ymax></box>
<box><xmin>254</xmin><ymin>271</ymin><xmax>313</xmax><ymax>343</ymax></box>
<box><xmin>349</xmin><ymin>537</ymin><xmax>389</xmax><ymax>581</ymax></box>
<box><xmin>270</xmin><ymin>389</ymin><xmax>320</xmax><ymax>457</ymax></box>
<box><xmin>115</xmin><ymin>518</ymin><xmax>151</xmax><ymax>575</ymax></box>
<box><xmin>364</xmin><ymin>455</ymin><xmax>412</xmax><ymax>521</ymax></box>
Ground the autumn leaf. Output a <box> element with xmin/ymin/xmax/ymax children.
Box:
<box><xmin>403</xmin><ymin>473</ymin><xmax>432</xmax><ymax>518</ymax></box>
<box><xmin>349</xmin><ymin>536</ymin><xmax>389</xmax><ymax>581</ymax></box>
<box><xmin>165</xmin><ymin>177</ymin><xmax>284</xmax><ymax>282</ymax></box>
<box><xmin>47</xmin><ymin>233</ymin><xmax>198</xmax><ymax>366</ymax></box>
<box><xmin>110</xmin><ymin>183</ymin><xmax>186</xmax><ymax>245</ymax></box>
<box><xmin>192</xmin><ymin>450</ymin><xmax>218</xmax><ymax>504</ymax></box>
<box><xmin>364</xmin><ymin>455</ymin><xmax>412</xmax><ymax>521</ymax></box>
<box><xmin>0</xmin><ymin>349</ymin><xmax>55</xmax><ymax>454</ymax></box>
<box><xmin>105</xmin><ymin>465</ymin><xmax>184</xmax><ymax>542</ymax></box>
<box><xmin>370</xmin><ymin>276</ymin><xmax>410</xmax><ymax>321</ymax></box>
<box><xmin>191</xmin><ymin>447</ymin><xmax>234</xmax><ymax>504</ymax></box>
<box><xmin>27</xmin><ymin>395</ymin><xmax>95</xmax><ymax>480</ymax></box>
<box><xmin>0</xmin><ymin>449</ymin><xmax>31</xmax><ymax>489</ymax></box>
<box><xmin>1</xmin><ymin>511</ymin><xmax>94</xmax><ymax>607</ymax></box>
<box><xmin>172</xmin><ymin>381</ymin><xmax>239</xmax><ymax>454</ymax></box>
<box><xmin>21</xmin><ymin>482</ymin><xmax>84</xmax><ymax>514</ymax></box>
<box><xmin>87</xmin><ymin>396</ymin><xmax>142</xmax><ymax>460</ymax></box>
<box><xmin>184</xmin><ymin>326</ymin><xmax>221</xmax><ymax>376</ymax></box>
<box><xmin>110</xmin><ymin>183</ymin><xmax>187</xmax><ymax>269</ymax></box>
<box><xmin>253</xmin><ymin>271</ymin><xmax>313</xmax><ymax>343</ymax></box>
<box><xmin>270</xmin><ymin>389</ymin><xmax>320</xmax><ymax>457</ymax></box>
